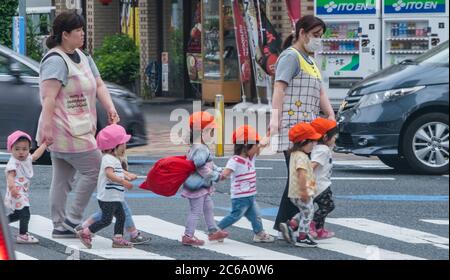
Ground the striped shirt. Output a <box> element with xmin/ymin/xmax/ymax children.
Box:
<box><xmin>96</xmin><ymin>154</ymin><xmax>126</xmax><ymax>202</ymax></box>
<box><xmin>225</xmin><ymin>156</ymin><xmax>257</xmax><ymax>199</ymax></box>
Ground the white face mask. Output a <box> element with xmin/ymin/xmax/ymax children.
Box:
<box><xmin>305</xmin><ymin>37</ymin><xmax>322</xmax><ymax>53</ymax></box>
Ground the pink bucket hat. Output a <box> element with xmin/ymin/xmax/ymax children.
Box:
<box><xmin>7</xmin><ymin>130</ymin><xmax>32</xmax><ymax>152</ymax></box>
<box><xmin>96</xmin><ymin>124</ymin><xmax>131</xmax><ymax>151</ymax></box>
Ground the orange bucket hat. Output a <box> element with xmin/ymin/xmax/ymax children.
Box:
<box><xmin>289</xmin><ymin>122</ymin><xmax>322</xmax><ymax>144</ymax></box>
<box><xmin>189</xmin><ymin>111</ymin><xmax>218</xmax><ymax>130</ymax></box>
<box><xmin>232</xmin><ymin>125</ymin><xmax>261</xmax><ymax>144</ymax></box>
<box><xmin>311</xmin><ymin>117</ymin><xmax>338</xmax><ymax>135</ymax></box>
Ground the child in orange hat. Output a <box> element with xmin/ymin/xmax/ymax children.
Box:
<box><xmin>217</xmin><ymin>125</ymin><xmax>275</xmax><ymax>243</ymax></box>
<box><xmin>279</xmin><ymin>122</ymin><xmax>322</xmax><ymax>247</ymax></box>
<box><xmin>309</xmin><ymin>117</ymin><xmax>338</xmax><ymax>239</ymax></box>
<box><xmin>181</xmin><ymin>111</ymin><xmax>229</xmax><ymax>246</ymax></box>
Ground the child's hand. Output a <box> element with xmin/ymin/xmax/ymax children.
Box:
<box><xmin>126</xmin><ymin>173</ymin><xmax>138</xmax><ymax>181</ymax></box>
<box><xmin>259</xmin><ymin>136</ymin><xmax>270</xmax><ymax>148</ymax></box>
<box><xmin>300</xmin><ymin>194</ymin><xmax>310</xmax><ymax>203</ymax></box>
<box><xmin>8</xmin><ymin>185</ymin><xmax>20</xmax><ymax>199</ymax></box>
<box><xmin>122</xmin><ymin>180</ymin><xmax>133</xmax><ymax>189</ymax></box>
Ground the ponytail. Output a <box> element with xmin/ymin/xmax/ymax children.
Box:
<box><xmin>282</xmin><ymin>34</ymin><xmax>295</xmax><ymax>51</ymax></box>
<box><xmin>46</xmin><ymin>34</ymin><xmax>60</xmax><ymax>49</ymax></box>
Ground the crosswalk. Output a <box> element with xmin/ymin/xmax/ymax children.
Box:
<box><xmin>10</xmin><ymin>215</ymin><xmax>448</xmax><ymax>260</ymax></box>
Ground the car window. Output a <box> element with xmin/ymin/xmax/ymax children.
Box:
<box><xmin>0</xmin><ymin>52</ymin><xmax>39</xmax><ymax>77</ymax></box>
<box><xmin>13</xmin><ymin>57</ymin><xmax>39</xmax><ymax>77</ymax></box>
<box><xmin>0</xmin><ymin>54</ymin><xmax>9</xmax><ymax>74</ymax></box>
<box><xmin>414</xmin><ymin>41</ymin><xmax>449</xmax><ymax>65</ymax></box>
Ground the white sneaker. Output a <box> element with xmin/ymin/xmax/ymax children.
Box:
<box><xmin>253</xmin><ymin>231</ymin><xmax>275</xmax><ymax>243</ymax></box>
<box><xmin>16</xmin><ymin>233</ymin><xmax>39</xmax><ymax>244</ymax></box>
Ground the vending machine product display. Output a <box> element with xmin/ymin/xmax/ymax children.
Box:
<box><xmin>315</xmin><ymin>0</ymin><xmax>381</xmax><ymax>109</ymax></box>
<box><xmin>382</xmin><ymin>0</ymin><xmax>449</xmax><ymax>67</ymax></box>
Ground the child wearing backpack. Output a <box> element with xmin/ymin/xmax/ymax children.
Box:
<box><xmin>180</xmin><ymin>111</ymin><xmax>229</xmax><ymax>246</ymax></box>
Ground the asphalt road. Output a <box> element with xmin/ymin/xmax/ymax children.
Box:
<box><xmin>0</xmin><ymin>156</ymin><xmax>448</xmax><ymax>260</ymax></box>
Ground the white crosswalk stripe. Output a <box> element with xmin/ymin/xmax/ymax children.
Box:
<box><xmin>15</xmin><ymin>251</ymin><xmax>37</xmax><ymax>260</ymax></box>
<box><xmin>420</xmin><ymin>219</ymin><xmax>449</xmax><ymax>225</ymax></box>
<box><xmin>11</xmin><ymin>215</ymin><xmax>173</xmax><ymax>260</ymax></box>
<box><xmin>215</xmin><ymin>216</ymin><xmax>425</xmax><ymax>260</ymax></box>
<box><xmin>327</xmin><ymin>218</ymin><xmax>449</xmax><ymax>250</ymax></box>
<box><xmin>132</xmin><ymin>215</ymin><xmax>306</xmax><ymax>260</ymax></box>
<box><xmin>7</xmin><ymin>214</ymin><xmax>448</xmax><ymax>260</ymax></box>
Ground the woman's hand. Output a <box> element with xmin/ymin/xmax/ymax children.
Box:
<box><xmin>40</xmin><ymin>120</ymin><xmax>54</xmax><ymax>146</ymax></box>
<box><xmin>108</xmin><ymin>108</ymin><xmax>120</xmax><ymax>124</ymax></box>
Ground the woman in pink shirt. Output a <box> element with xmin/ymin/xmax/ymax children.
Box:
<box><xmin>37</xmin><ymin>12</ymin><xmax>119</xmax><ymax>238</ymax></box>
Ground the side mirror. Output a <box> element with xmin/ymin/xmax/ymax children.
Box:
<box><xmin>9</xmin><ymin>61</ymin><xmax>22</xmax><ymax>82</ymax></box>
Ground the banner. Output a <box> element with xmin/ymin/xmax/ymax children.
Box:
<box><xmin>232</xmin><ymin>0</ymin><xmax>252</xmax><ymax>83</ymax></box>
<box><xmin>244</xmin><ymin>0</ymin><xmax>267</xmax><ymax>87</ymax></box>
<box><xmin>285</xmin><ymin>0</ymin><xmax>301</xmax><ymax>29</ymax></box>
<box><xmin>259</xmin><ymin>9</ymin><xmax>282</xmax><ymax>76</ymax></box>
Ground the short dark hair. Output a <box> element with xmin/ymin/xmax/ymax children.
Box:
<box><xmin>46</xmin><ymin>12</ymin><xmax>85</xmax><ymax>49</ymax></box>
<box><xmin>234</xmin><ymin>143</ymin><xmax>258</xmax><ymax>156</ymax></box>
<box><xmin>14</xmin><ymin>136</ymin><xmax>32</xmax><ymax>148</ymax></box>
<box><xmin>289</xmin><ymin>140</ymin><xmax>314</xmax><ymax>154</ymax></box>
<box><xmin>319</xmin><ymin>126</ymin><xmax>339</xmax><ymax>144</ymax></box>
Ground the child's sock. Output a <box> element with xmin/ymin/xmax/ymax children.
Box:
<box><xmin>298</xmin><ymin>233</ymin><xmax>307</xmax><ymax>240</ymax></box>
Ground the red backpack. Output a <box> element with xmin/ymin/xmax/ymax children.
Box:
<box><xmin>139</xmin><ymin>156</ymin><xmax>196</xmax><ymax>196</ymax></box>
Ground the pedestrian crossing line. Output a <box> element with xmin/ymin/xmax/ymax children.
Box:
<box><xmin>15</xmin><ymin>251</ymin><xmax>37</xmax><ymax>260</ymax></box>
<box><xmin>11</xmin><ymin>215</ymin><xmax>173</xmax><ymax>260</ymax></box>
<box><xmin>257</xmin><ymin>177</ymin><xmax>395</xmax><ymax>181</ymax></box>
<box><xmin>132</xmin><ymin>215</ymin><xmax>306</xmax><ymax>260</ymax></box>
<box><xmin>214</xmin><ymin>216</ymin><xmax>425</xmax><ymax>260</ymax></box>
<box><xmin>420</xmin><ymin>219</ymin><xmax>449</xmax><ymax>225</ymax></box>
<box><xmin>327</xmin><ymin>218</ymin><xmax>449</xmax><ymax>249</ymax></box>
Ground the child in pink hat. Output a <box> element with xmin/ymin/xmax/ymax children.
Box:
<box><xmin>77</xmin><ymin>124</ymin><xmax>136</xmax><ymax>249</ymax></box>
<box><xmin>4</xmin><ymin>130</ymin><xmax>48</xmax><ymax>244</ymax></box>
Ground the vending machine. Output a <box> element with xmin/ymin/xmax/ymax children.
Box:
<box><xmin>315</xmin><ymin>0</ymin><xmax>381</xmax><ymax>109</ymax></box>
<box><xmin>382</xmin><ymin>0</ymin><xmax>449</xmax><ymax>67</ymax></box>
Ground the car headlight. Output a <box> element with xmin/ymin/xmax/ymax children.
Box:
<box><xmin>358</xmin><ymin>86</ymin><xmax>426</xmax><ymax>109</ymax></box>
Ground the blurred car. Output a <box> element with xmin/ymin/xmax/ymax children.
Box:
<box><xmin>0</xmin><ymin>196</ymin><xmax>15</xmax><ymax>260</ymax></box>
<box><xmin>0</xmin><ymin>44</ymin><xmax>147</xmax><ymax>162</ymax></box>
<box><xmin>336</xmin><ymin>41</ymin><xmax>449</xmax><ymax>175</ymax></box>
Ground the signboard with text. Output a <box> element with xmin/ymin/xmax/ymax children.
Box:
<box><xmin>384</xmin><ymin>0</ymin><xmax>447</xmax><ymax>14</ymax></box>
<box><xmin>316</xmin><ymin>0</ymin><xmax>377</xmax><ymax>15</ymax></box>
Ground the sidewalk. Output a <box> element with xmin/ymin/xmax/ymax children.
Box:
<box><xmin>128</xmin><ymin>100</ymin><xmax>377</xmax><ymax>161</ymax></box>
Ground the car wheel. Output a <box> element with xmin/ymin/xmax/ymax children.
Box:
<box><xmin>402</xmin><ymin>113</ymin><xmax>449</xmax><ymax>175</ymax></box>
<box><xmin>377</xmin><ymin>155</ymin><xmax>411</xmax><ymax>171</ymax></box>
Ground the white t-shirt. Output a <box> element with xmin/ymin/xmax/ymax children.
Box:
<box><xmin>225</xmin><ymin>156</ymin><xmax>257</xmax><ymax>199</ymax></box>
<box><xmin>4</xmin><ymin>155</ymin><xmax>33</xmax><ymax>212</ymax></box>
<box><xmin>311</xmin><ymin>144</ymin><xmax>333</xmax><ymax>197</ymax></box>
<box><xmin>96</xmin><ymin>154</ymin><xmax>126</xmax><ymax>202</ymax></box>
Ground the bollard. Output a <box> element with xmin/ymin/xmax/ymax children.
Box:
<box><xmin>215</xmin><ymin>94</ymin><xmax>225</xmax><ymax>157</ymax></box>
